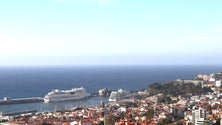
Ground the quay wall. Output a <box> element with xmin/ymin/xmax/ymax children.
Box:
<box><xmin>0</xmin><ymin>97</ymin><xmax>43</xmax><ymax>105</ymax></box>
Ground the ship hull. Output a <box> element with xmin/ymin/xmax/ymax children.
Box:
<box><xmin>44</xmin><ymin>95</ymin><xmax>90</xmax><ymax>102</ymax></box>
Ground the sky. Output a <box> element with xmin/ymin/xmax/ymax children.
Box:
<box><xmin>0</xmin><ymin>0</ymin><xmax>222</xmax><ymax>66</ymax></box>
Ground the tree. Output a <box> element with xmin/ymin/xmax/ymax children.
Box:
<box><xmin>156</xmin><ymin>119</ymin><xmax>170</xmax><ymax>125</ymax></box>
<box><xmin>175</xmin><ymin>121</ymin><xmax>183</xmax><ymax>125</ymax></box>
<box><xmin>202</xmin><ymin>121</ymin><xmax>211</xmax><ymax>125</ymax></box>
<box><xmin>42</xmin><ymin>122</ymin><xmax>51</xmax><ymax>125</ymax></box>
<box><xmin>145</xmin><ymin>108</ymin><xmax>154</xmax><ymax>119</ymax></box>
<box><xmin>188</xmin><ymin>123</ymin><xmax>194</xmax><ymax>125</ymax></box>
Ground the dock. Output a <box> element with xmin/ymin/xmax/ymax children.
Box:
<box><xmin>0</xmin><ymin>97</ymin><xmax>44</xmax><ymax>105</ymax></box>
<box><xmin>1</xmin><ymin>110</ymin><xmax>38</xmax><ymax>116</ymax></box>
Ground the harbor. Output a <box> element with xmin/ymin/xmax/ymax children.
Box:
<box><xmin>0</xmin><ymin>87</ymin><xmax>95</xmax><ymax>105</ymax></box>
<box><xmin>0</xmin><ymin>96</ymin><xmax>108</xmax><ymax>113</ymax></box>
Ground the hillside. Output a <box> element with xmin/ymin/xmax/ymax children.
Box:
<box><xmin>147</xmin><ymin>81</ymin><xmax>212</xmax><ymax>97</ymax></box>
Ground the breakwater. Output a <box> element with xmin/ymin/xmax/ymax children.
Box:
<box><xmin>1</xmin><ymin>110</ymin><xmax>37</xmax><ymax>116</ymax></box>
<box><xmin>0</xmin><ymin>97</ymin><xmax>43</xmax><ymax>105</ymax></box>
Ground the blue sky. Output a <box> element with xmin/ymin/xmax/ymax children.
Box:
<box><xmin>0</xmin><ymin>0</ymin><xmax>222</xmax><ymax>66</ymax></box>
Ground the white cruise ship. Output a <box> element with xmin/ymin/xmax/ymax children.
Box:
<box><xmin>109</xmin><ymin>89</ymin><xmax>130</xmax><ymax>102</ymax></box>
<box><xmin>44</xmin><ymin>87</ymin><xmax>91</xmax><ymax>102</ymax></box>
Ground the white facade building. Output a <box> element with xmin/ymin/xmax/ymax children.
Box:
<box><xmin>215</xmin><ymin>80</ymin><xmax>221</xmax><ymax>87</ymax></box>
<box><xmin>192</xmin><ymin>106</ymin><xmax>207</xmax><ymax>125</ymax></box>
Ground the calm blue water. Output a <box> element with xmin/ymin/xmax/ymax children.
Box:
<box><xmin>0</xmin><ymin>65</ymin><xmax>221</xmax><ymax>112</ymax></box>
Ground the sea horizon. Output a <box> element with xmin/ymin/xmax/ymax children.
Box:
<box><xmin>0</xmin><ymin>65</ymin><xmax>221</xmax><ymax>98</ymax></box>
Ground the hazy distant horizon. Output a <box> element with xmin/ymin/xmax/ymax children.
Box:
<box><xmin>0</xmin><ymin>64</ymin><xmax>221</xmax><ymax>68</ymax></box>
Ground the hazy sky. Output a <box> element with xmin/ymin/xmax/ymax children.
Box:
<box><xmin>0</xmin><ymin>0</ymin><xmax>222</xmax><ymax>66</ymax></box>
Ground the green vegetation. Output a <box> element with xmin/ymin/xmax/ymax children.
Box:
<box><xmin>148</xmin><ymin>81</ymin><xmax>212</xmax><ymax>97</ymax></box>
<box><xmin>156</xmin><ymin>119</ymin><xmax>171</xmax><ymax>125</ymax></box>
<box><xmin>145</xmin><ymin>108</ymin><xmax>154</xmax><ymax>119</ymax></box>
<box><xmin>105</xmin><ymin>114</ymin><xmax>122</xmax><ymax>125</ymax></box>
<box><xmin>175</xmin><ymin>121</ymin><xmax>183</xmax><ymax>125</ymax></box>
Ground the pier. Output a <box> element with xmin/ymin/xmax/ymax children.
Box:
<box><xmin>0</xmin><ymin>97</ymin><xmax>44</xmax><ymax>105</ymax></box>
<box><xmin>1</xmin><ymin>110</ymin><xmax>37</xmax><ymax>116</ymax></box>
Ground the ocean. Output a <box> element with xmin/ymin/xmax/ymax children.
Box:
<box><xmin>0</xmin><ymin>65</ymin><xmax>221</xmax><ymax>112</ymax></box>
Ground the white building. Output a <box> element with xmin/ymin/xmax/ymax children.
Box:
<box><xmin>192</xmin><ymin>106</ymin><xmax>207</xmax><ymax>125</ymax></box>
<box><xmin>215</xmin><ymin>80</ymin><xmax>221</xmax><ymax>87</ymax></box>
<box><xmin>209</xmin><ymin>78</ymin><xmax>216</xmax><ymax>82</ymax></box>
